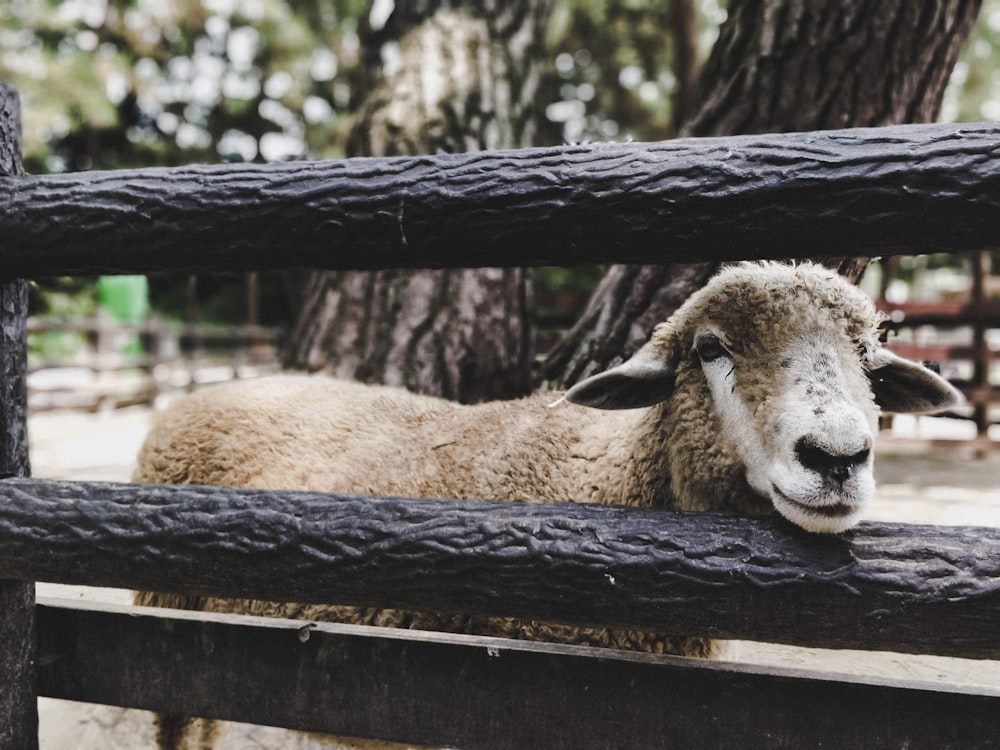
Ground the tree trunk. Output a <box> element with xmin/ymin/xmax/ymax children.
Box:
<box><xmin>685</xmin><ymin>0</ymin><xmax>977</xmax><ymax>136</ymax></box>
<box><xmin>669</xmin><ymin>0</ymin><xmax>700</xmax><ymax>135</ymax></box>
<box><xmin>540</xmin><ymin>0</ymin><xmax>981</xmax><ymax>388</ymax></box>
<box><xmin>282</xmin><ymin>2</ymin><xmax>552</xmax><ymax>403</ymax></box>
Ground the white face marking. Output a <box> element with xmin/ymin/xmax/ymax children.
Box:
<box><xmin>695</xmin><ymin>328</ymin><xmax>876</xmax><ymax>534</ymax></box>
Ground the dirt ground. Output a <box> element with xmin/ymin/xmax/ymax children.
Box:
<box><xmin>26</xmin><ymin>404</ymin><xmax>1000</xmax><ymax>748</ymax></box>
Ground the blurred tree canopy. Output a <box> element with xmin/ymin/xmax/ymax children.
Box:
<box><xmin>0</xmin><ymin>0</ymin><xmax>723</xmax><ymax>173</ymax></box>
<box><xmin>4</xmin><ymin>0</ymin><xmax>999</xmax><ymax>172</ymax></box>
<box><xmin>2</xmin><ymin>0</ymin><xmax>367</xmax><ymax>172</ymax></box>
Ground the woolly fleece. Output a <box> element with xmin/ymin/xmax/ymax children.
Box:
<box><xmin>133</xmin><ymin>261</ymin><xmax>959</xmax><ymax>749</ymax></box>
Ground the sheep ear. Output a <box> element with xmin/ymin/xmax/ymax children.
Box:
<box><xmin>565</xmin><ymin>345</ymin><xmax>678</xmax><ymax>410</ymax></box>
<box><xmin>868</xmin><ymin>348</ymin><xmax>964</xmax><ymax>414</ymax></box>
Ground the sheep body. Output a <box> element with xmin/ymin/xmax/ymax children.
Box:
<box><xmin>134</xmin><ymin>376</ymin><xmax>715</xmax><ymax>654</ymax></box>
<box><xmin>135</xmin><ymin>363</ymin><xmax>711</xmax><ymax>750</ymax></box>
<box><xmin>134</xmin><ymin>261</ymin><xmax>962</xmax><ymax>749</ymax></box>
<box><xmin>135</xmin><ymin>379</ymin><xmax>636</xmax><ymax>508</ymax></box>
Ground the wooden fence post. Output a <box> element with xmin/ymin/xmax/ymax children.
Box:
<box><xmin>0</xmin><ymin>83</ymin><xmax>38</xmax><ymax>750</ymax></box>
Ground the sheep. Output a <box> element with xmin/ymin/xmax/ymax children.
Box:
<box><xmin>133</xmin><ymin>261</ymin><xmax>962</xmax><ymax>748</ymax></box>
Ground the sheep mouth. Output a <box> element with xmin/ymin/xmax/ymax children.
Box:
<box><xmin>770</xmin><ymin>485</ymin><xmax>859</xmax><ymax>519</ymax></box>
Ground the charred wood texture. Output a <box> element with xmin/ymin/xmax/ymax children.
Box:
<box><xmin>541</xmin><ymin>0</ymin><xmax>981</xmax><ymax>387</ymax></box>
<box><xmin>2</xmin><ymin>478</ymin><xmax>1000</xmax><ymax>660</ymax></box>
<box><xmin>2</xmin><ymin>122</ymin><xmax>1000</xmax><ymax>280</ymax></box>
<box><xmin>0</xmin><ymin>86</ymin><xmax>29</xmax><ymax>480</ymax></box>
<box><xmin>36</xmin><ymin>599</ymin><xmax>1000</xmax><ymax>750</ymax></box>
<box><xmin>0</xmin><ymin>83</ymin><xmax>36</xmax><ymax>750</ymax></box>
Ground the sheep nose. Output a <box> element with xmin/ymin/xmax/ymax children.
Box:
<box><xmin>795</xmin><ymin>436</ymin><xmax>871</xmax><ymax>483</ymax></box>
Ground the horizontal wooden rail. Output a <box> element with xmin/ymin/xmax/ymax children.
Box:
<box><xmin>2</xmin><ymin>478</ymin><xmax>999</xmax><ymax>659</ymax></box>
<box><xmin>879</xmin><ymin>300</ymin><xmax>1000</xmax><ymax>327</ymax></box>
<box><xmin>35</xmin><ymin>598</ymin><xmax>1000</xmax><ymax>750</ymax></box>
<box><xmin>2</xmin><ymin>122</ymin><xmax>1000</xmax><ymax>277</ymax></box>
<box><xmin>885</xmin><ymin>343</ymin><xmax>999</xmax><ymax>365</ymax></box>
<box><xmin>27</xmin><ymin>317</ymin><xmax>280</xmax><ymax>342</ymax></box>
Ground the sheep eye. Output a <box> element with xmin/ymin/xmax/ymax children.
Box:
<box><xmin>695</xmin><ymin>333</ymin><xmax>729</xmax><ymax>363</ymax></box>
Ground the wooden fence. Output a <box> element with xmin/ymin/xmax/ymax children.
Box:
<box><xmin>27</xmin><ymin>315</ymin><xmax>281</xmax><ymax>412</ymax></box>
<box><xmin>2</xmin><ymin>82</ymin><xmax>1000</xmax><ymax>749</ymax></box>
<box><xmin>878</xmin><ymin>251</ymin><xmax>1000</xmax><ymax>444</ymax></box>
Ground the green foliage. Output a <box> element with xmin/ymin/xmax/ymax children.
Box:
<box><xmin>26</xmin><ymin>277</ymin><xmax>100</xmax><ymax>360</ymax></box>
<box><xmin>29</xmin><ymin>278</ymin><xmax>99</xmax><ymax>319</ymax></box>
<box><xmin>1</xmin><ymin>0</ymin><xmax>366</xmax><ymax>171</ymax></box>
<box><xmin>944</xmin><ymin>0</ymin><xmax>1000</xmax><ymax>122</ymax></box>
<box><xmin>1</xmin><ymin>0</ymin><xmax>729</xmax><ymax>172</ymax></box>
<box><xmin>536</xmin><ymin>265</ymin><xmax>605</xmax><ymax>291</ymax></box>
<box><xmin>544</xmin><ymin>0</ymin><xmax>726</xmax><ymax>143</ymax></box>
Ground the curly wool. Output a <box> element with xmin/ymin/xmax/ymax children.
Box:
<box><xmin>135</xmin><ymin>261</ymin><xmax>939</xmax><ymax>749</ymax></box>
<box><xmin>134</xmin><ymin>377</ymin><xmax>713</xmax><ymax>653</ymax></box>
<box><xmin>134</xmin><ymin>262</ymin><xmax>885</xmax><ymax>650</ymax></box>
<box><xmin>135</xmin><ymin>374</ymin><xmax>716</xmax><ymax>745</ymax></box>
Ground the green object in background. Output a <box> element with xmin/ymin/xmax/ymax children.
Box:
<box><xmin>97</xmin><ymin>276</ymin><xmax>149</xmax><ymax>355</ymax></box>
<box><xmin>97</xmin><ymin>276</ymin><xmax>149</xmax><ymax>323</ymax></box>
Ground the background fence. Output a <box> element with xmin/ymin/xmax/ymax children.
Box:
<box><xmin>26</xmin><ymin>315</ymin><xmax>281</xmax><ymax>412</ymax></box>
<box><xmin>877</xmin><ymin>249</ymin><xmax>1000</xmax><ymax>446</ymax></box>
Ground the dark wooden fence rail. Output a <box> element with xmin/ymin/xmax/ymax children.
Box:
<box><xmin>2</xmin><ymin>478</ymin><xmax>1000</xmax><ymax>660</ymax></box>
<box><xmin>7</xmin><ymin>477</ymin><xmax>1000</xmax><ymax>748</ymax></box>
<box><xmin>2</xmin><ymin>121</ymin><xmax>1000</xmax><ymax>278</ymax></box>
<box><xmin>32</xmin><ymin>600</ymin><xmax>1000</xmax><ymax>750</ymax></box>
<box><xmin>3</xmin><ymin>77</ymin><xmax>1000</xmax><ymax>748</ymax></box>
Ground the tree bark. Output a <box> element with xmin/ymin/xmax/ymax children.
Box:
<box><xmin>540</xmin><ymin>0</ymin><xmax>981</xmax><ymax>388</ymax></box>
<box><xmin>669</xmin><ymin>0</ymin><xmax>700</xmax><ymax>135</ymax></box>
<box><xmin>685</xmin><ymin>0</ymin><xmax>979</xmax><ymax>136</ymax></box>
<box><xmin>0</xmin><ymin>83</ymin><xmax>37</xmax><ymax>750</ymax></box>
<box><xmin>282</xmin><ymin>2</ymin><xmax>552</xmax><ymax>403</ymax></box>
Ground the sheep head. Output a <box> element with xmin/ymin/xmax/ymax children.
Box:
<box><xmin>566</xmin><ymin>262</ymin><xmax>963</xmax><ymax>534</ymax></box>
